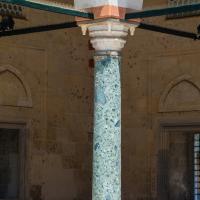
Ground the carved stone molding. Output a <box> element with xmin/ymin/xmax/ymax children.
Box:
<box><xmin>0</xmin><ymin>65</ymin><xmax>32</xmax><ymax>108</ymax></box>
<box><xmin>159</xmin><ymin>75</ymin><xmax>200</xmax><ymax>112</ymax></box>
<box><xmin>78</xmin><ymin>18</ymin><xmax>139</xmax><ymax>55</ymax></box>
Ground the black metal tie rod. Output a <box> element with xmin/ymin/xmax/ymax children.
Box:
<box><xmin>0</xmin><ymin>21</ymin><xmax>78</xmax><ymax>37</ymax></box>
<box><xmin>0</xmin><ymin>21</ymin><xmax>197</xmax><ymax>40</ymax></box>
<box><xmin>126</xmin><ymin>3</ymin><xmax>200</xmax><ymax>19</ymax></box>
<box><xmin>138</xmin><ymin>23</ymin><xmax>197</xmax><ymax>39</ymax></box>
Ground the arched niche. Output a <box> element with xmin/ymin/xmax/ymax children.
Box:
<box><xmin>159</xmin><ymin>75</ymin><xmax>200</xmax><ymax>112</ymax></box>
<box><xmin>0</xmin><ymin>65</ymin><xmax>32</xmax><ymax>107</ymax></box>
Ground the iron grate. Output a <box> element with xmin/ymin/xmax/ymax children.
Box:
<box><xmin>167</xmin><ymin>0</ymin><xmax>200</xmax><ymax>19</ymax></box>
<box><xmin>194</xmin><ymin>133</ymin><xmax>200</xmax><ymax>200</ymax></box>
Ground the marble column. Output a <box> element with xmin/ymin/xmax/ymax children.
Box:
<box><xmin>79</xmin><ymin>19</ymin><xmax>138</xmax><ymax>200</ymax></box>
<box><xmin>93</xmin><ymin>54</ymin><xmax>121</xmax><ymax>200</ymax></box>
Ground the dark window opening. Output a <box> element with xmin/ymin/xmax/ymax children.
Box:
<box><xmin>0</xmin><ymin>128</ymin><xmax>20</xmax><ymax>199</ymax></box>
<box><xmin>158</xmin><ymin>131</ymin><xmax>194</xmax><ymax>200</ymax></box>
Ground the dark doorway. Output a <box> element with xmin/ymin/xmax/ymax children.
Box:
<box><xmin>0</xmin><ymin>128</ymin><xmax>20</xmax><ymax>199</ymax></box>
<box><xmin>157</xmin><ymin>128</ymin><xmax>194</xmax><ymax>200</ymax></box>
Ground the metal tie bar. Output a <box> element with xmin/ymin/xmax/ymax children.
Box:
<box><xmin>2</xmin><ymin>0</ymin><xmax>200</xmax><ymax>21</ymax></box>
<box><xmin>0</xmin><ymin>0</ymin><xmax>94</xmax><ymax>19</ymax></box>
<box><xmin>0</xmin><ymin>20</ymin><xmax>197</xmax><ymax>40</ymax></box>
<box><xmin>126</xmin><ymin>3</ymin><xmax>200</xmax><ymax>19</ymax></box>
<box><xmin>139</xmin><ymin>22</ymin><xmax>197</xmax><ymax>39</ymax></box>
<box><xmin>1</xmin><ymin>0</ymin><xmax>200</xmax><ymax>21</ymax></box>
<box><xmin>0</xmin><ymin>1</ymin><xmax>197</xmax><ymax>40</ymax></box>
<box><xmin>0</xmin><ymin>21</ymin><xmax>78</xmax><ymax>36</ymax></box>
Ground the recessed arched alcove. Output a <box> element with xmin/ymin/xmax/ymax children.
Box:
<box><xmin>159</xmin><ymin>75</ymin><xmax>200</xmax><ymax>112</ymax></box>
<box><xmin>0</xmin><ymin>65</ymin><xmax>32</xmax><ymax>107</ymax></box>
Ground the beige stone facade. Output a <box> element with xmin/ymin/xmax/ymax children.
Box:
<box><xmin>0</xmin><ymin>0</ymin><xmax>200</xmax><ymax>199</ymax></box>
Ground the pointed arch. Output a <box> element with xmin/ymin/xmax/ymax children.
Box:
<box><xmin>0</xmin><ymin>65</ymin><xmax>32</xmax><ymax>107</ymax></box>
<box><xmin>159</xmin><ymin>75</ymin><xmax>200</xmax><ymax>112</ymax></box>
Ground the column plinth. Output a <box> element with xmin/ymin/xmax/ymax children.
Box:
<box><xmin>79</xmin><ymin>19</ymin><xmax>138</xmax><ymax>200</ymax></box>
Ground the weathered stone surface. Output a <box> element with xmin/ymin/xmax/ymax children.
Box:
<box><xmin>0</xmin><ymin>0</ymin><xmax>199</xmax><ymax>200</ymax></box>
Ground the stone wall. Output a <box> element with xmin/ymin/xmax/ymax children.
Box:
<box><xmin>0</xmin><ymin>0</ymin><xmax>199</xmax><ymax>199</ymax></box>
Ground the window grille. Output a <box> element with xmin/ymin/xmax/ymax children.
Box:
<box><xmin>0</xmin><ymin>3</ymin><xmax>24</xmax><ymax>19</ymax></box>
<box><xmin>194</xmin><ymin>133</ymin><xmax>200</xmax><ymax>200</ymax></box>
<box><xmin>167</xmin><ymin>0</ymin><xmax>200</xmax><ymax>19</ymax></box>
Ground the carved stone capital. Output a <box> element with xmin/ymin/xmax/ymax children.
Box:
<box><xmin>78</xmin><ymin>19</ymin><xmax>139</xmax><ymax>55</ymax></box>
